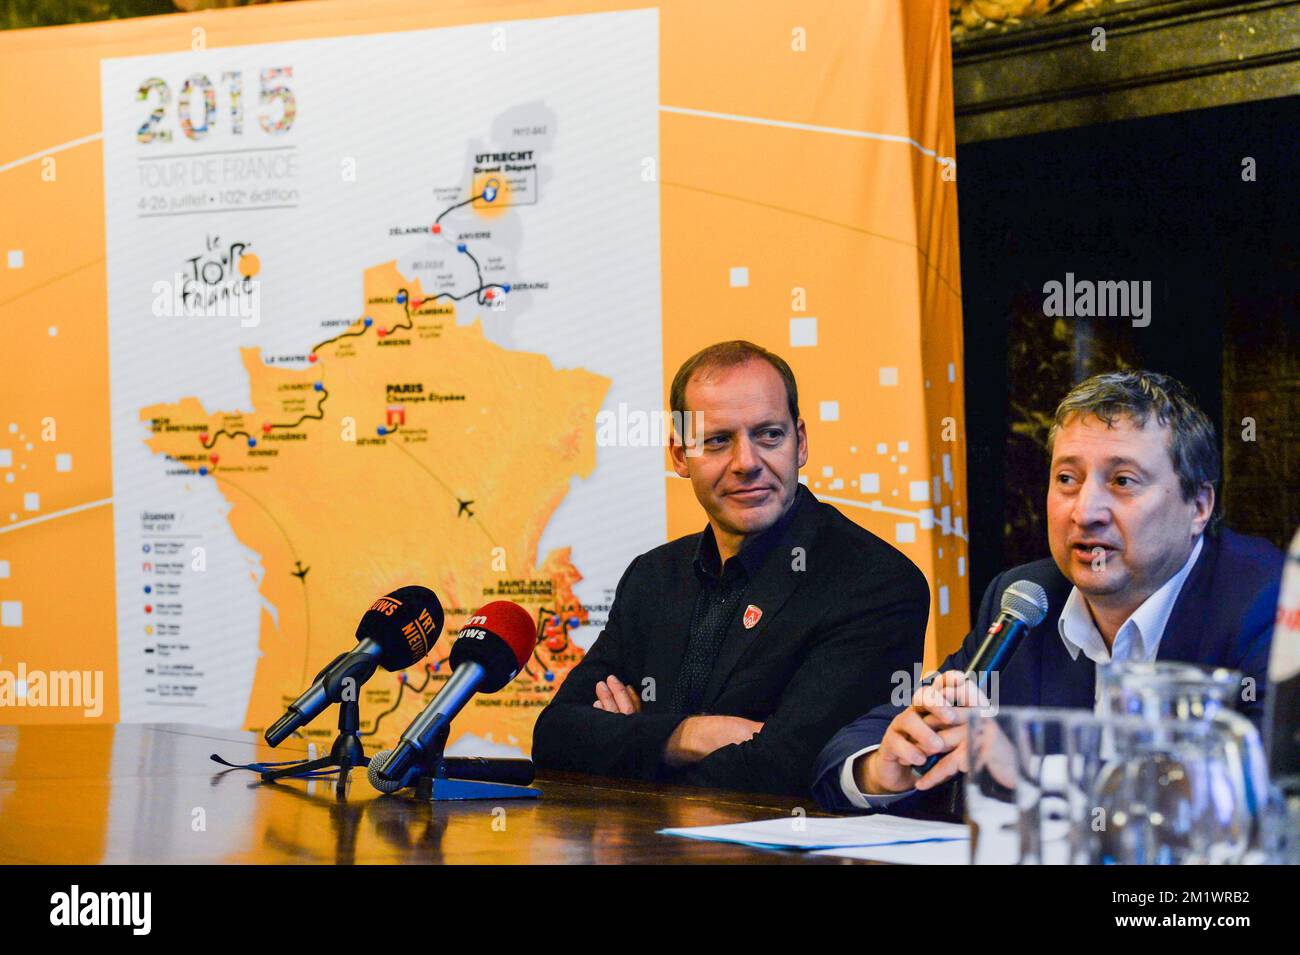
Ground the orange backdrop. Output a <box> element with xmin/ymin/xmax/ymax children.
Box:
<box><xmin>0</xmin><ymin>0</ymin><xmax>968</xmax><ymax>734</ymax></box>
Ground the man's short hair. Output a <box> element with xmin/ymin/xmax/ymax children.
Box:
<box><xmin>1047</xmin><ymin>370</ymin><xmax>1220</xmax><ymax>520</ymax></box>
<box><xmin>669</xmin><ymin>340</ymin><xmax>800</xmax><ymax>426</ymax></box>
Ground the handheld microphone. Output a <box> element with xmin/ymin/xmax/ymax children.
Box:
<box><xmin>912</xmin><ymin>579</ymin><xmax>1049</xmax><ymax>778</ymax></box>
<box><xmin>264</xmin><ymin>585</ymin><xmax>444</xmax><ymax>746</ymax></box>
<box><xmin>372</xmin><ymin>600</ymin><xmax>536</xmax><ymax>784</ymax></box>
<box><xmin>367</xmin><ymin>748</ymin><xmax>536</xmax><ymax>793</ymax></box>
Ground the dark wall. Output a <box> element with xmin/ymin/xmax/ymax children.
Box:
<box><xmin>956</xmin><ymin>94</ymin><xmax>1300</xmax><ymax>613</ymax></box>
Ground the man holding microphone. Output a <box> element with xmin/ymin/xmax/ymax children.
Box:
<box><xmin>813</xmin><ymin>370</ymin><xmax>1283</xmax><ymax>813</ymax></box>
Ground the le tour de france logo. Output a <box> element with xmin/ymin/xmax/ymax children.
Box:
<box><xmin>137</xmin><ymin>64</ymin><xmax>297</xmax><ymax>329</ymax></box>
<box><xmin>152</xmin><ymin>234</ymin><xmax>263</xmax><ymax>326</ymax></box>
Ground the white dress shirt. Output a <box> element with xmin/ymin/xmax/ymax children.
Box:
<box><xmin>839</xmin><ymin>536</ymin><xmax>1206</xmax><ymax>810</ymax></box>
<box><xmin>1057</xmin><ymin>535</ymin><xmax>1202</xmax><ymax>671</ymax></box>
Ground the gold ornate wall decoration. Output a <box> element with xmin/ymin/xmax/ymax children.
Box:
<box><xmin>952</xmin><ymin>0</ymin><xmax>1107</xmax><ymax>34</ymax></box>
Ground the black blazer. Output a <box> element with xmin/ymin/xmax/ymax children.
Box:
<box><xmin>532</xmin><ymin>486</ymin><xmax>931</xmax><ymax>795</ymax></box>
<box><xmin>811</xmin><ymin>527</ymin><xmax>1284</xmax><ymax>814</ymax></box>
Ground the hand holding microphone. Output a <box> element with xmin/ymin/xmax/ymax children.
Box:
<box><xmin>858</xmin><ymin>670</ymin><xmax>989</xmax><ymax>796</ymax></box>
<box><xmin>854</xmin><ymin>580</ymin><xmax>1048</xmax><ymax>797</ymax></box>
<box><xmin>908</xmin><ymin>580</ymin><xmax>1047</xmax><ymax>780</ymax></box>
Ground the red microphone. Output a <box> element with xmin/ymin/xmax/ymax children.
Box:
<box><xmin>373</xmin><ymin>600</ymin><xmax>537</xmax><ymax>784</ymax></box>
<box><xmin>450</xmin><ymin>600</ymin><xmax>537</xmax><ymax>690</ymax></box>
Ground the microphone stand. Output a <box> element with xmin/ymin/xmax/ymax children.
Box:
<box><xmin>409</xmin><ymin>725</ymin><xmax>541</xmax><ymax>802</ymax></box>
<box><xmin>261</xmin><ymin>656</ymin><xmax>377</xmax><ymax>785</ymax></box>
<box><xmin>261</xmin><ymin>697</ymin><xmax>368</xmax><ymax>785</ymax></box>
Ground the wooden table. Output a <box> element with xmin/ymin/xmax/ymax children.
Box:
<box><xmin>0</xmin><ymin>723</ymin><xmax>864</xmax><ymax>864</ymax></box>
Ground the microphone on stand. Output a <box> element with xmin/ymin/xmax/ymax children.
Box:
<box><xmin>367</xmin><ymin>750</ymin><xmax>536</xmax><ymax>793</ymax></box>
<box><xmin>371</xmin><ymin>599</ymin><xmax>536</xmax><ymax>785</ymax></box>
<box><xmin>265</xmin><ymin>585</ymin><xmax>444</xmax><ymax>746</ymax></box>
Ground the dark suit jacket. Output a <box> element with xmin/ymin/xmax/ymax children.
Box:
<box><xmin>811</xmin><ymin>527</ymin><xmax>1283</xmax><ymax>815</ymax></box>
<box><xmin>531</xmin><ymin>486</ymin><xmax>931</xmax><ymax>795</ymax></box>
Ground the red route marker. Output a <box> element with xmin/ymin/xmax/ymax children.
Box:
<box><xmin>431</xmin><ymin>224</ymin><xmax>441</xmax><ymax>234</ymax></box>
<box><xmin>199</xmin><ymin>432</ymin><xmax>209</xmax><ymax>443</ymax></box>
<box><xmin>262</xmin><ymin>423</ymin><xmax>272</xmax><ymax>433</ymax></box>
<box><xmin>308</xmin><ymin>354</ymin><xmax>318</xmax><ymax>363</ymax></box>
<box><xmin>209</xmin><ymin>454</ymin><xmax>219</xmax><ymax>465</ymax></box>
<box><xmin>377</xmin><ymin>328</ymin><xmax>387</xmax><ymax>337</ymax></box>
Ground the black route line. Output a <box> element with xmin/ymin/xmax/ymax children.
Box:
<box><xmin>190</xmin><ymin>187</ymin><xmax>508</xmax><ymax>453</ymax></box>
<box><xmin>312</xmin><ymin>323</ymin><xmax>371</xmax><ymax>351</ymax></box>
<box><xmin>459</xmin><ymin>248</ymin><xmax>500</xmax><ymax>307</ymax></box>
<box><xmin>412</xmin><ymin>282</ymin><xmax>508</xmax><ymax>308</ymax></box>
<box><xmin>200</xmin><ymin>385</ymin><xmax>330</xmax><ymax>450</ymax></box>
<box><xmin>158</xmin><ymin>186</ymin><xmax>515</xmax><ymax>692</ymax></box>
<box><xmin>435</xmin><ymin>193</ymin><xmax>482</xmax><ymax>223</ymax></box>
<box><xmin>360</xmin><ymin>667</ymin><xmax>436</xmax><ymax>739</ymax></box>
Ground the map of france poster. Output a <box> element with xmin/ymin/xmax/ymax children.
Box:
<box><xmin>0</xmin><ymin>1</ymin><xmax>967</xmax><ymax>760</ymax></box>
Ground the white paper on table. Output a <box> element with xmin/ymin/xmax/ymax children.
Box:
<box><xmin>812</xmin><ymin>839</ymin><xmax>971</xmax><ymax>865</ymax></box>
<box><xmin>658</xmin><ymin>813</ymin><xmax>969</xmax><ymax>850</ymax></box>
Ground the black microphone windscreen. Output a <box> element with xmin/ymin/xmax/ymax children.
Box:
<box><xmin>356</xmin><ymin>585</ymin><xmax>444</xmax><ymax>671</ymax></box>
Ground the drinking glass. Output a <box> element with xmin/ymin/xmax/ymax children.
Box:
<box><xmin>966</xmin><ymin>706</ymin><xmax>1095</xmax><ymax>864</ymax></box>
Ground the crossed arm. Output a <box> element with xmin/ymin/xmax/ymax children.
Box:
<box><xmin>590</xmin><ymin>674</ymin><xmax>763</xmax><ymax>768</ymax></box>
<box><xmin>530</xmin><ymin>558</ymin><xmax>762</xmax><ymax>779</ymax></box>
